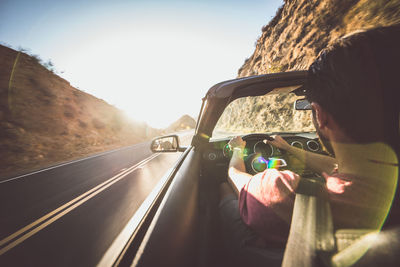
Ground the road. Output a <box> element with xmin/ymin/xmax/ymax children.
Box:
<box><xmin>0</xmin><ymin>132</ymin><xmax>192</xmax><ymax>266</ymax></box>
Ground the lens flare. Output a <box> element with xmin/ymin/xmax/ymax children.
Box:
<box><xmin>266</xmin><ymin>157</ymin><xmax>287</xmax><ymax>169</ymax></box>
<box><xmin>252</xmin><ymin>156</ymin><xmax>268</xmax><ymax>172</ymax></box>
<box><xmin>252</xmin><ymin>156</ymin><xmax>287</xmax><ymax>172</ymax></box>
<box><xmin>267</xmin><ymin>158</ymin><xmax>279</xmax><ymax>169</ymax></box>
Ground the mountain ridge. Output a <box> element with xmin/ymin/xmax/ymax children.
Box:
<box><xmin>0</xmin><ymin>45</ymin><xmax>195</xmax><ymax>178</ymax></box>
<box><xmin>218</xmin><ymin>0</ymin><xmax>400</xmax><ymax>136</ymax></box>
<box><xmin>239</xmin><ymin>0</ymin><xmax>400</xmax><ymax>77</ymax></box>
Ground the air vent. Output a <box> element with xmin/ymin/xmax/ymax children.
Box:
<box><xmin>208</xmin><ymin>152</ymin><xmax>217</xmax><ymax>161</ymax></box>
<box><xmin>290</xmin><ymin>141</ymin><xmax>303</xmax><ymax>149</ymax></box>
<box><xmin>307</xmin><ymin>140</ymin><xmax>320</xmax><ymax>151</ymax></box>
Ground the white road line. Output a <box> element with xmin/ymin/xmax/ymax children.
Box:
<box><xmin>0</xmin><ymin>154</ymin><xmax>159</xmax><ymax>256</ymax></box>
<box><xmin>0</xmin><ymin>142</ymin><xmax>151</xmax><ymax>184</ymax></box>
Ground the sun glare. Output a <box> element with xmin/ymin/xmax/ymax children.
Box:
<box><xmin>59</xmin><ymin>20</ymin><xmax>239</xmax><ymax>128</ymax></box>
<box><xmin>1</xmin><ymin>0</ymin><xmax>284</xmax><ymax>129</ymax></box>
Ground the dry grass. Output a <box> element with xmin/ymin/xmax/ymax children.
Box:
<box><xmin>0</xmin><ymin>45</ymin><xmax>162</xmax><ymax>178</ymax></box>
<box><xmin>239</xmin><ymin>0</ymin><xmax>400</xmax><ymax>76</ymax></box>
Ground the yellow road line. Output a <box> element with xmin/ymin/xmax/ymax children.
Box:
<box><xmin>0</xmin><ymin>154</ymin><xmax>159</xmax><ymax>255</ymax></box>
<box><xmin>0</xmin><ymin>160</ymin><xmax>139</xmax><ymax>247</ymax></box>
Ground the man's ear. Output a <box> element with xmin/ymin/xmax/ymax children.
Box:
<box><xmin>311</xmin><ymin>102</ymin><xmax>329</xmax><ymax>130</ymax></box>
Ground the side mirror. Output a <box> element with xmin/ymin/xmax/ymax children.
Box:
<box><xmin>150</xmin><ymin>135</ymin><xmax>186</xmax><ymax>153</ymax></box>
<box><xmin>294</xmin><ymin>98</ymin><xmax>312</xmax><ymax>110</ymax></box>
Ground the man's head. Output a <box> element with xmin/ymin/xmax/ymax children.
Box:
<box><xmin>305</xmin><ymin>24</ymin><xmax>400</xmax><ymax>152</ymax></box>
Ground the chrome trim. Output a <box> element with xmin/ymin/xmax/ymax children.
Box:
<box><xmin>208</xmin><ymin>153</ymin><xmax>217</xmax><ymax>161</ymax></box>
<box><xmin>251</xmin><ymin>157</ymin><xmax>267</xmax><ymax>173</ymax></box>
<box><xmin>290</xmin><ymin>141</ymin><xmax>303</xmax><ymax>149</ymax></box>
<box><xmin>307</xmin><ymin>140</ymin><xmax>320</xmax><ymax>152</ymax></box>
<box><xmin>270</xmin><ymin>157</ymin><xmax>287</xmax><ymax>168</ymax></box>
<box><xmin>110</xmin><ymin>147</ymin><xmax>193</xmax><ymax>266</ymax></box>
<box><xmin>251</xmin><ymin>157</ymin><xmax>288</xmax><ymax>173</ymax></box>
<box><xmin>253</xmin><ymin>141</ymin><xmax>274</xmax><ymax>157</ymax></box>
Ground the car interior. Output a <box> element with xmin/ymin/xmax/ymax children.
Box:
<box><xmin>114</xmin><ymin>71</ymin><xmax>400</xmax><ymax>267</ymax></box>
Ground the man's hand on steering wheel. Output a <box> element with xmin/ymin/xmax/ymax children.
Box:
<box><xmin>267</xmin><ymin>135</ymin><xmax>291</xmax><ymax>151</ymax></box>
<box><xmin>228</xmin><ymin>136</ymin><xmax>246</xmax><ymax>151</ymax></box>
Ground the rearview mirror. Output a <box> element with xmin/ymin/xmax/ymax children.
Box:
<box><xmin>294</xmin><ymin>98</ymin><xmax>311</xmax><ymax>110</ymax></box>
<box><xmin>150</xmin><ymin>135</ymin><xmax>186</xmax><ymax>153</ymax></box>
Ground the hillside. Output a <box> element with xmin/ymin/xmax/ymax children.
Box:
<box><xmin>239</xmin><ymin>0</ymin><xmax>400</xmax><ymax>76</ymax></box>
<box><xmin>163</xmin><ymin>115</ymin><xmax>196</xmax><ymax>134</ymax></box>
<box><xmin>221</xmin><ymin>0</ymin><xmax>400</xmax><ymax>134</ymax></box>
<box><xmin>0</xmin><ymin>45</ymin><xmax>162</xmax><ymax>178</ymax></box>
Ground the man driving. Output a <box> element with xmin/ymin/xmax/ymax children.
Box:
<box><xmin>219</xmin><ymin>24</ymin><xmax>400</xmax><ymax>266</ymax></box>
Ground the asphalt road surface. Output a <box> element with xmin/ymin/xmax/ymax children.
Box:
<box><xmin>0</xmin><ymin>133</ymin><xmax>192</xmax><ymax>266</ymax></box>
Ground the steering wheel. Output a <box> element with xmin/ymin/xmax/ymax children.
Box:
<box><xmin>240</xmin><ymin>134</ymin><xmax>277</xmax><ymax>174</ymax></box>
<box><xmin>241</xmin><ymin>133</ymin><xmax>274</xmax><ymax>142</ymax></box>
<box><xmin>223</xmin><ymin>133</ymin><xmax>275</xmax><ymax>158</ymax></box>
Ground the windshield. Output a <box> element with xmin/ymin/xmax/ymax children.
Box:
<box><xmin>212</xmin><ymin>92</ymin><xmax>315</xmax><ymax>139</ymax></box>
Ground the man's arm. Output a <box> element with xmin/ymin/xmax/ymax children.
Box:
<box><xmin>227</xmin><ymin>137</ymin><xmax>252</xmax><ymax>195</ymax></box>
<box><xmin>268</xmin><ymin>135</ymin><xmax>337</xmax><ymax>174</ymax></box>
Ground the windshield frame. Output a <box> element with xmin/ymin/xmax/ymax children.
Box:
<box><xmin>192</xmin><ymin>71</ymin><xmax>308</xmax><ymax>145</ymax></box>
<box><xmin>210</xmin><ymin>90</ymin><xmax>315</xmax><ymax>140</ymax></box>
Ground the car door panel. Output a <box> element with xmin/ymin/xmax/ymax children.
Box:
<box><xmin>133</xmin><ymin>148</ymin><xmax>201</xmax><ymax>267</ymax></box>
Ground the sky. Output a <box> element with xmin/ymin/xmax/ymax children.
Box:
<box><xmin>0</xmin><ymin>0</ymin><xmax>283</xmax><ymax>128</ymax></box>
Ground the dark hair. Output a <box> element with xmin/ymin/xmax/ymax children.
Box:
<box><xmin>305</xmin><ymin>24</ymin><xmax>400</xmax><ymax>146</ymax></box>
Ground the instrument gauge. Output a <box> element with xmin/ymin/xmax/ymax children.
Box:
<box><xmin>253</xmin><ymin>140</ymin><xmax>273</xmax><ymax>157</ymax></box>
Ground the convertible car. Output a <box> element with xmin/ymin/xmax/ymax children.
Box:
<box><xmin>106</xmin><ymin>71</ymin><xmax>399</xmax><ymax>267</ymax></box>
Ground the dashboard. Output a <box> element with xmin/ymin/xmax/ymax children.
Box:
<box><xmin>202</xmin><ymin>132</ymin><xmax>326</xmax><ymax>177</ymax></box>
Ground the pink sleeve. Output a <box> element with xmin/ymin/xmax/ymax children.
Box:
<box><xmin>239</xmin><ymin>169</ymin><xmax>300</xmax><ymax>243</ymax></box>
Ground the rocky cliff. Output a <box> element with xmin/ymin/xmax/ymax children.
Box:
<box><xmin>0</xmin><ymin>45</ymin><xmax>161</xmax><ymax>178</ymax></box>
<box><xmin>219</xmin><ymin>0</ymin><xmax>400</xmax><ymax>136</ymax></box>
<box><xmin>239</xmin><ymin>0</ymin><xmax>400</xmax><ymax>76</ymax></box>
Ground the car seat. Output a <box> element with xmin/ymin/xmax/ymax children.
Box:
<box><xmin>282</xmin><ymin>177</ymin><xmax>400</xmax><ymax>267</ymax></box>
